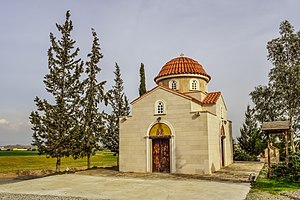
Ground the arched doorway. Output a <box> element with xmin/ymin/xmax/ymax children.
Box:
<box><xmin>220</xmin><ymin>125</ymin><xmax>226</xmax><ymax>166</ymax></box>
<box><xmin>148</xmin><ymin>122</ymin><xmax>172</xmax><ymax>173</ymax></box>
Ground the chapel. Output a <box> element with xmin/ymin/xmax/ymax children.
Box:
<box><xmin>119</xmin><ymin>55</ymin><xmax>233</xmax><ymax>174</ymax></box>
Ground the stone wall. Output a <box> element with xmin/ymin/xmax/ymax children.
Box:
<box><xmin>119</xmin><ymin>87</ymin><xmax>233</xmax><ymax>174</ymax></box>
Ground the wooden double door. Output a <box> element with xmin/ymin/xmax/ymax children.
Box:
<box><xmin>152</xmin><ymin>138</ymin><xmax>170</xmax><ymax>173</ymax></box>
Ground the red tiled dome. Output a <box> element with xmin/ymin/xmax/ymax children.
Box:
<box><xmin>154</xmin><ymin>56</ymin><xmax>211</xmax><ymax>82</ymax></box>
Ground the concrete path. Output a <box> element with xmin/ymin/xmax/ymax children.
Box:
<box><xmin>0</xmin><ymin>173</ymin><xmax>250</xmax><ymax>200</ymax></box>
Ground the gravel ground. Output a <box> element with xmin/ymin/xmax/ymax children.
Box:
<box><xmin>2</xmin><ymin>162</ymin><xmax>297</xmax><ymax>200</ymax></box>
<box><xmin>280</xmin><ymin>190</ymin><xmax>300</xmax><ymax>200</ymax></box>
<box><xmin>77</xmin><ymin>161</ymin><xmax>264</xmax><ymax>183</ymax></box>
<box><xmin>1</xmin><ymin>191</ymin><xmax>299</xmax><ymax>200</ymax></box>
<box><xmin>246</xmin><ymin>190</ymin><xmax>300</xmax><ymax>200</ymax></box>
<box><xmin>0</xmin><ymin>193</ymin><xmax>91</xmax><ymax>200</ymax></box>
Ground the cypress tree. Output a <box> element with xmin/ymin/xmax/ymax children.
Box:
<box><xmin>237</xmin><ymin>105</ymin><xmax>264</xmax><ymax>156</ymax></box>
<box><xmin>74</xmin><ymin>29</ymin><xmax>106</xmax><ymax>169</ymax></box>
<box><xmin>103</xmin><ymin>63</ymin><xmax>130</xmax><ymax>154</ymax></box>
<box><xmin>30</xmin><ymin>11</ymin><xmax>84</xmax><ymax>172</ymax></box>
<box><xmin>139</xmin><ymin>63</ymin><xmax>147</xmax><ymax>96</ymax></box>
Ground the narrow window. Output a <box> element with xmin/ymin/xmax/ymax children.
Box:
<box><xmin>155</xmin><ymin>100</ymin><xmax>165</xmax><ymax>115</ymax></box>
<box><xmin>157</xmin><ymin>102</ymin><xmax>164</xmax><ymax>114</ymax></box>
<box><xmin>190</xmin><ymin>79</ymin><xmax>199</xmax><ymax>90</ymax></box>
<box><xmin>169</xmin><ymin>79</ymin><xmax>179</xmax><ymax>90</ymax></box>
<box><xmin>171</xmin><ymin>80</ymin><xmax>177</xmax><ymax>90</ymax></box>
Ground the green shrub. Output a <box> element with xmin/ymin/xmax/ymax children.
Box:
<box><xmin>271</xmin><ymin>151</ymin><xmax>300</xmax><ymax>182</ymax></box>
<box><xmin>233</xmin><ymin>144</ymin><xmax>257</xmax><ymax>161</ymax></box>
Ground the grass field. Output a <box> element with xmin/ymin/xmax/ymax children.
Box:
<box><xmin>0</xmin><ymin>150</ymin><xmax>117</xmax><ymax>173</ymax></box>
<box><xmin>252</xmin><ymin>178</ymin><xmax>300</xmax><ymax>194</ymax></box>
<box><xmin>0</xmin><ymin>150</ymin><xmax>39</xmax><ymax>157</ymax></box>
<box><xmin>250</xmin><ymin>166</ymin><xmax>300</xmax><ymax>194</ymax></box>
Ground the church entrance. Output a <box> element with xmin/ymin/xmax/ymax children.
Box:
<box><xmin>148</xmin><ymin>122</ymin><xmax>172</xmax><ymax>173</ymax></box>
<box><xmin>152</xmin><ymin>138</ymin><xmax>170</xmax><ymax>173</ymax></box>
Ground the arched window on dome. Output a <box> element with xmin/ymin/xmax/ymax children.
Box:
<box><xmin>155</xmin><ymin>100</ymin><xmax>166</xmax><ymax>115</ymax></box>
<box><xmin>169</xmin><ymin>79</ymin><xmax>179</xmax><ymax>90</ymax></box>
<box><xmin>190</xmin><ymin>79</ymin><xmax>199</xmax><ymax>90</ymax></box>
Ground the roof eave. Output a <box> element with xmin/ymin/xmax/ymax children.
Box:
<box><xmin>154</xmin><ymin>73</ymin><xmax>211</xmax><ymax>83</ymax></box>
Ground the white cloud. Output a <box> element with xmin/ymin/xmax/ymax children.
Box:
<box><xmin>0</xmin><ymin>118</ymin><xmax>10</xmax><ymax>125</ymax></box>
<box><xmin>0</xmin><ymin>118</ymin><xmax>27</xmax><ymax>130</ymax></box>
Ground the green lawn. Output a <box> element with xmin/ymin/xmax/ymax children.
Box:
<box><xmin>0</xmin><ymin>150</ymin><xmax>117</xmax><ymax>173</ymax></box>
<box><xmin>0</xmin><ymin>150</ymin><xmax>39</xmax><ymax>156</ymax></box>
<box><xmin>252</xmin><ymin>178</ymin><xmax>300</xmax><ymax>194</ymax></box>
<box><xmin>250</xmin><ymin>166</ymin><xmax>300</xmax><ymax>194</ymax></box>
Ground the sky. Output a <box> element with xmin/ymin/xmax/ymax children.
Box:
<box><xmin>1</xmin><ymin>0</ymin><xmax>300</xmax><ymax>146</ymax></box>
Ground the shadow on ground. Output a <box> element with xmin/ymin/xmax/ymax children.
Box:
<box><xmin>77</xmin><ymin>161</ymin><xmax>264</xmax><ymax>183</ymax></box>
<box><xmin>0</xmin><ymin>161</ymin><xmax>264</xmax><ymax>185</ymax></box>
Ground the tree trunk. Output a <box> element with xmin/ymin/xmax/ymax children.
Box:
<box><xmin>56</xmin><ymin>156</ymin><xmax>61</xmax><ymax>172</ymax></box>
<box><xmin>267</xmin><ymin>134</ymin><xmax>271</xmax><ymax>178</ymax></box>
<box><xmin>290</xmin><ymin>130</ymin><xmax>295</xmax><ymax>153</ymax></box>
<box><xmin>285</xmin><ymin>131</ymin><xmax>289</xmax><ymax>166</ymax></box>
<box><xmin>87</xmin><ymin>153</ymin><xmax>91</xmax><ymax>169</ymax></box>
<box><xmin>117</xmin><ymin>152</ymin><xmax>119</xmax><ymax>166</ymax></box>
<box><xmin>289</xmin><ymin>115</ymin><xmax>295</xmax><ymax>153</ymax></box>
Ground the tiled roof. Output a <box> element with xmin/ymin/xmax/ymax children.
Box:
<box><xmin>154</xmin><ymin>56</ymin><xmax>211</xmax><ymax>82</ymax></box>
<box><xmin>131</xmin><ymin>85</ymin><xmax>202</xmax><ymax>105</ymax></box>
<box><xmin>131</xmin><ymin>86</ymin><xmax>160</xmax><ymax>104</ymax></box>
<box><xmin>202</xmin><ymin>92</ymin><xmax>221</xmax><ymax>104</ymax></box>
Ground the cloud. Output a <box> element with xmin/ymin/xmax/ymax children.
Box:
<box><xmin>0</xmin><ymin>117</ymin><xmax>27</xmax><ymax>130</ymax></box>
<box><xmin>0</xmin><ymin>118</ymin><xmax>10</xmax><ymax>125</ymax></box>
<box><xmin>0</xmin><ymin>118</ymin><xmax>32</xmax><ymax>145</ymax></box>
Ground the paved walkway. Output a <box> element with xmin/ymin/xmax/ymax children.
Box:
<box><xmin>0</xmin><ymin>162</ymin><xmax>264</xmax><ymax>200</ymax></box>
<box><xmin>0</xmin><ymin>174</ymin><xmax>251</xmax><ymax>200</ymax></box>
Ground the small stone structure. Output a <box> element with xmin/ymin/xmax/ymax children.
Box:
<box><xmin>263</xmin><ymin>144</ymin><xmax>280</xmax><ymax>163</ymax></box>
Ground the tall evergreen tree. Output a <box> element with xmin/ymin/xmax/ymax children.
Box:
<box><xmin>266</xmin><ymin>20</ymin><xmax>300</xmax><ymax>152</ymax></box>
<box><xmin>30</xmin><ymin>11</ymin><xmax>84</xmax><ymax>172</ymax></box>
<box><xmin>250</xmin><ymin>85</ymin><xmax>281</xmax><ymax>123</ymax></box>
<box><xmin>251</xmin><ymin>20</ymin><xmax>300</xmax><ymax>152</ymax></box>
<box><xmin>139</xmin><ymin>63</ymin><xmax>147</xmax><ymax>96</ymax></box>
<box><xmin>73</xmin><ymin>29</ymin><xmax>106</xmax><ymax>169</ymax></box>
<box><xmin>103</xmin><ymin>63</ymin><xmax>130</xmax><ymax>153</ymax></box>
<box><xmin>237</xmin><ymin>105</ymin><xmax>264</xmax><ymax>156</ymax></box>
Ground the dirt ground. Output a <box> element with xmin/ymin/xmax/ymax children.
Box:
<box><xmin>4</xmin><ymin>161</ymin><xmax>300</xmax><ymax>200</ymax></box>
<box><xmin>0</xmin><ymin>173</ymin><xmax>251</xmax><ymax>200</ymax></box>
<box><xmin>76</xmin><ymin>161</ymin><xmax>264</xmax><ymax>183</ymax></box>
<box><xmin>0</xmin><ymin>161</ymin><xmax>264</xmax><ymax>185</ymax></box>
<box><xmin>0</xmin><ymin>170</ymin><xmax>54</xmax><ymax>185</ymax></box>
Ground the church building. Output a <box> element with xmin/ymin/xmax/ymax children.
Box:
<box><xmin>119</xmin><ymin>55</ymin><xmax>233</xmax><ymax>174</ymax></box>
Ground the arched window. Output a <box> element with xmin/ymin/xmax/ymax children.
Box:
<box><xmin>155</xmin><ymin>100</ymin><xmax>165</xmax><ymax>115</ymax></box>
<box><xmin>169</xmin><ymin>79</ymin><xmax>179</xmax><ymax>90</ymax></box>
<box><xmin>190</xmin><ymin>79</ymin><xmax>199</xmax><ymax>90</ymax></box>
<box><xmin>157</xmin><ymin>102</ymin><xmax>164</xmax><ymax>114</ymax></box>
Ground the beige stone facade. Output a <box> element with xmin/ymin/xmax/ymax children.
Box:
<box><xmin>119</xmin><ymin>56</ymin><xmax>233</xmax><ymax>174</ymax></box>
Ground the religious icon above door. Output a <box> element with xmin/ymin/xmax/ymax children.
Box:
<box><xmin>149</xmin><ymin>123</ymin><xmax>171</xmax><ymax>138</ymax></box>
